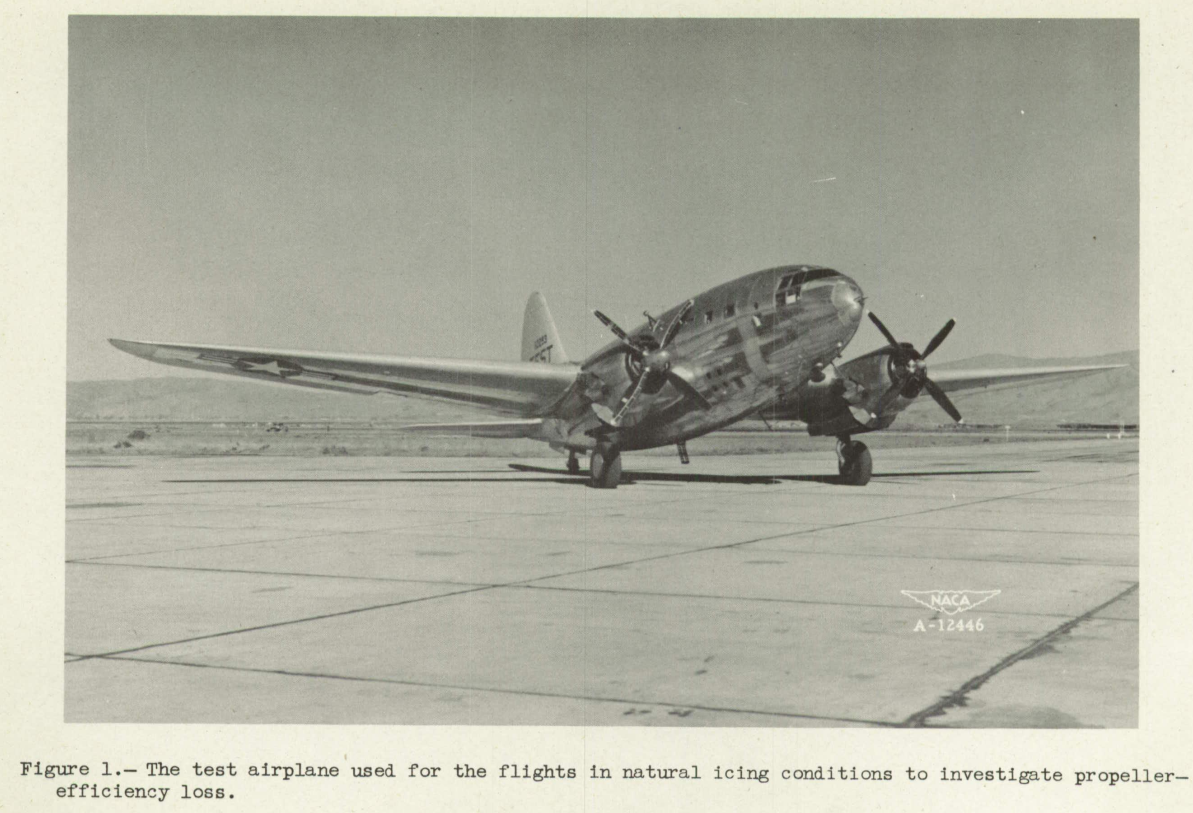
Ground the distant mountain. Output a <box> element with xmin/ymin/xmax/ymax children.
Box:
<box><xmin>67</xmin><ymin>349</ymin><xmax>1139</xmax><ymax>428</ymax></box>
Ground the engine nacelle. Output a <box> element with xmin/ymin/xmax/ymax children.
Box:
<box><xmin>768</xmin><ymin>347</ymin><xmax>918</xmax><ymax>436</ymax></box>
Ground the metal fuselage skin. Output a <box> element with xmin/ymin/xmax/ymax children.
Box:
<box><xmin>539</xmin><ymin>265</ymin><xmax>865</xmax><ymax>452</ymax></box>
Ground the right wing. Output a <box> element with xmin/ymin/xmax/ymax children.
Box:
<box><xmin>110</xmin><ymin>339</ymin><xmax>580</xmax><ymax>416</ymax></box>
<box><xmin>928</xmin><ymin>364</ymin><xmax>1127</xmax><ymax>394</ymax></box>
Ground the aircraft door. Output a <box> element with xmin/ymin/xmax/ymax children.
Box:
<box><xmin>741</xmin><ymin>271</ymin><xmax>781</xmax><ymax>383</ymax></box>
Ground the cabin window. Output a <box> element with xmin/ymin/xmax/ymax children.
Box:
<box><xmin>724</xmin><ymin>303</ymin><xmax>736</xmax><ymax>318</ymax></box>
<box><xmin>704</xmin><ymin>309</ymin><xmax>715</xmax><ymax>324</ymax></box>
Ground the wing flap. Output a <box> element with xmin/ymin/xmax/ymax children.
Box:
<box><xmin>110</xmin><ymin>339</ymin><xmax>579</xmax><ymax>415</ymax></box>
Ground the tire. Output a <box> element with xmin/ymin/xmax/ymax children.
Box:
<box><xmin>839</xmin><ymin>441</ymin><xmax>872</xmax><ymax>486</ymax></box>
<box><xmin>589</xmin><ymin>446</ymin><xmax>622</xmax><ymax>489</ymax></box>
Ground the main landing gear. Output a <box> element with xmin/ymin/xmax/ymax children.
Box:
<box><xmin>566</xmin><ymin>451</ymin><xmax>581</xmax><ymax>475</ymax></box>
<box><xmin>589</xmin><ymin>442</ymin><xmax>623</xmax><ymax>489</ymax></box>
<box><xmin>836</xmin><ymin>437</ymin><xmax>872</xmax><ymax>486</ymax></box>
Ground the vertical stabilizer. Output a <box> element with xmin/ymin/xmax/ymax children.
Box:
<box><xmin>521</xmin><ymin>292</ymin><xmax>568</xmax><ymax>363</ymax></box>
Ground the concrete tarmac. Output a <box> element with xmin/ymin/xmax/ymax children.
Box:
<box><xmin>65</xmin><ymin>437</ymin><xmax>1138</xmax><ymax>726</ymax></box>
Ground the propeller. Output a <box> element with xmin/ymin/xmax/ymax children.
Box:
<box><xmin>589</xmin><ymin>300</ymin><xmax>710</xmax><ymax>427</ymax></box>
<box><xmin>868</xmin><ymin>312</ymin><xmax>962</xmax><ymax>423</ymax></box>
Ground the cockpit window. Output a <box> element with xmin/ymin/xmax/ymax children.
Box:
<box><xmin>776</xmin><ymin>276</ymin><xmax>799</xmax><ymax>306</ymax></box>
<box><xmin>775</xmin><ymin>268</ymin><xmax>838</xmax><ymax>306</ymax></box>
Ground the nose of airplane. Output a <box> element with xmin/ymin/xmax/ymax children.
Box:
<box><xmin>831</xmin><ymin>276</ymin><xmax>865</xmax><ymax>326</ymax></box>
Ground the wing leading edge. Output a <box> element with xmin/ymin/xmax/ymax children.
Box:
<box><xmin>109</xmin><ymin>339</ymin><xmax>580</xmax><ymax>416</ymax></box>
<box><xmin>928</xmin><ymin>364</ymin><xmax>1127</xmax><ymax>394</ymax></box>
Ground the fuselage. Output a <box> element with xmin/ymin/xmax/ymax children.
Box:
<box><xmin>539</xmin><ymin>265</ymin><xmax>865</xmax><ymax>451</ymax></box>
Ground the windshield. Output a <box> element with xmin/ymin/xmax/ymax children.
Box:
<box><xmin>775</xmin><ymin>267</ymin><xmax>838</xmax><ymax>305</ymax></box>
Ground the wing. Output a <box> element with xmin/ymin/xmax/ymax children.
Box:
<box><xmin>110</xmin><ymin>339</ymin><xmax>579</xmax><ymax>416</ymax></box>
<box><xmin>929</xmin><ymin>364</ymin><xmax>1126</xmax><ymax>394</ymax></box>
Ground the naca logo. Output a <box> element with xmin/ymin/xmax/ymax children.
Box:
<box><xmin>901</xmin><ymin>590</ymin><xmax>1000</xmax><ymax>615</ymax></box>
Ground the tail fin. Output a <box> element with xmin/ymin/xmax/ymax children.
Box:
<box><xmin>521</xmin><ymin>292</ymin><xmax>568</xmax><ymax>364</ymax></box>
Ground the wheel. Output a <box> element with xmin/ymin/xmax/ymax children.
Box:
<box><xmin>838</xmin><ymin>440</ymin><xmax>872</xmax><ymax>486</ymax></box>
<box><xmin>566</xmin><ymin>453</ymin><xmax>580</xmax><ymax>475</ymax></box>
<box><xmin>589</xmin><ymin>445</ymin><xmax>622</xmax><ymax>489</ymax></box>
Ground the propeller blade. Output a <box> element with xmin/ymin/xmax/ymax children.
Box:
<box><xmin>868</xmin><ymin>312</ymin><xmax>901</xmax><ymax>348</ymax></box>
<box><xmin>923</xmin><ymin>378</ymin><xmax>963</xmax><ymax>423</ymax></box>
<box><xmin>582</xmin><ymin>342</ymin><xmax>638</xmax><ymax>369</ymax></box>
<box><xmin>659</xmin><ymin>299</ymin><xmax>695</xmax><ymax>348</ymax></box>
<box><xmin>921</xmin><ymin>319</ymin><xmax>956</xmax><ymax>359</ymax></box>
<box><xmin>593</xmin><ymin>310</ymin><xmax>631</xmax><ymax>344</ymax></box>
<box><xmin>666</xmin><ymin>366</ymin><xmax>711</xmax><ymax>410</ymax></box>
<box><xmin>611</xmin><ymin>373</ymin><xmax>650</xmax><ymax>426</ymax></box>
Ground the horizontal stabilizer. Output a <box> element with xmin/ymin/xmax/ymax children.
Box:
<box><xmin>395</xmin><ymin>419</ymin><xmax>544</xmax><ymax>438</ymax></box>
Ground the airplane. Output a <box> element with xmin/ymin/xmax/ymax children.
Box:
<box><xmin>111</xmin><ymin>264</ymin><xmax>1122</xmax><ymax>489</ymax></box>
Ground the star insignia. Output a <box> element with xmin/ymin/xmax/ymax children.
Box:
<box><xmin>235</xmin><ymin>358</ymin><xmax>302</xmax><ymax>378</ymax></box>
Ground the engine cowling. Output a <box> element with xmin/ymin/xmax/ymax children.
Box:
<box><xmin>762</xmin><ymin>313</ymin><xmax>962</xmax><ymax>436</ymax></box>
<box><xmin>766</xmin><ymin>347</ymin><xmax>918</xmax><ymax>436</ymax></box>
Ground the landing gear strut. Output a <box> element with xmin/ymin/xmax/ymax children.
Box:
<box><xmin>589</xmin><ymin>442</ymin><xmax>622</xmax><ymax>489</ymax></box>
<box><xmin>836</xmin><ymin>437</ymin><xmax>872</xmax><ymax>486</ymax></box>
<box><xmin>566</xmin><ymin>452</ymin><xmax>580</xmax><ymax>475</ymax></box>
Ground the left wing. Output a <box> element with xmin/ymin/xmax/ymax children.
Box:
<box><xmin>110</xmin><ymin>339</ymin><xmax>579</xmax><ymax>416</ymax></box>
<box><xmin>394</xmin><ymin>419</ymin><xmax>545</xmax><ymax>438</ymax></box>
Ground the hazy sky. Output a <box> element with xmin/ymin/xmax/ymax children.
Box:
<box><xmin>69</xmin><ymin>17</ymin><xmax>1138</xmax><ymax>380</ymax></box>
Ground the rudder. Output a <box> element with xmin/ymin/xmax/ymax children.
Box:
<box><xmin>521</xmin><ymin>292</ymin><xmax>568</xmax><ymax>363</ymax></box>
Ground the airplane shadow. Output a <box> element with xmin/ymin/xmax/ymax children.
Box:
<box><xmin>507</xmin><ymin>464</ymin><xmax>1039</xmax><ymax>486</ymax></box>
<box><xmin>165</xmin><ymin>476</ymin><xmax>589</xmax><ymax>486</ymax></box>
<box><xmin>165</xmin><ymin>467</ymin><xmax>1038</xmax><ymax>488</ymax></box>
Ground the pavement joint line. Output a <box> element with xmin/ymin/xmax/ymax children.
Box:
<box><xmin>67</xmin><ymin>506</ymin><xmax>563</xmax><ymax>527</ymax></box>
<box><xmin>77</xmin><ymin>654</ymin><xmax>898</xmax><ymax>727</ymax></box>
<box><xmin>68</xmin><ymin>505</ymin><xmax>591</xmax><ymax>562</ymax></box>
<box><xmin>65</xmin><ymin>583</ymin><xmax>497</xmax><ymax>662</ymax></box>
<box><xmin>69</xmin><ymin>498</ymin><xmax>810</xmax><ymax>562</ymax></box>
<box><xmin>872</xmin><ymin>523</ymin><xmax>1137</xmax><ymax>538</ymax></box>
<box><xmin>588</xmin><ymin>543</ymin><xmax>1140</xmax><ymax>568</ymax></box>
<box><xmin>899</xmin><ymin>582</ymin><xmax>1141</xmax><ymax>728</ymax></box>
<box><xmin>68</xmin><ymin>527</ymin><xmax>406</xmax><ymax>562</ymax></box>
<box><xmin>65</xmin><ymin>559</ymin><xmax>496</xmax><ymax>588</ymax></box>
<box><xmin>510</xmin><ymin>583</ymin><xmax>1139</xmax><ymax>621</ymax></box>
<box><xmin>62</xmin><ymin>558</ymin><xmax>1134</xmax><ymax>621</ymax></box>
<box><xmin>983</xmin><ymin>495</ymin><xmax>1138</xmax><ymax>504</ymax></box>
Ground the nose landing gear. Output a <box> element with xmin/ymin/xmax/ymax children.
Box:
<box><xmin>836</xmin><ymin>437</ymin><xmax>872</xmax><ymax>486</ymax></box>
